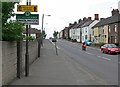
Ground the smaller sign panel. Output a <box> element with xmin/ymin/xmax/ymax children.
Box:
<box><xmin>17</xmin><ymin>5</ymin><xmax>38</xmax><ymax>12</ymax></box>
<box><xmin>17</xmin><ymin>19</ymin><xmax>39</xmax><ymax>25</ymax></box>
<box><xmin>16</xmin><ymin>14</ymin><xmax>39</xmax><ymax>25</ymax></box>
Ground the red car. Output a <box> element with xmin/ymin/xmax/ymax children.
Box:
<box><xmin>101</xmin><ymin>44</ymin><xmax>120</xmax><ymax>54</ymax></box>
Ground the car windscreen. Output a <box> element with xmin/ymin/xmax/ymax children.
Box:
<box><xmin>108</xmin><ymin>44</ymin><xmax>117</xmax><ymax>48</ymax></box>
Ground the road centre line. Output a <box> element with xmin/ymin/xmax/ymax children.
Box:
<box><xmin>87</xmin><ymin>46</ymin><xmax>100</xmax><ymax>51</ymax></box>
<box><xmin>83</xmin><ymin>51</ymin><xmax>111</xmax><ymax>61</ymax></box>
<box><xmin>57</xmin><ymin>40</ymin><xmax>112</xmax><ymax>61</ymax></box>
<box><xmin>97</xmin><ymin>56</ymin><xmax>111</xmax><ymax>61</ymax></box>
<box><xmin>85</xmin><ymin>52</ymin><xmax>93</xmax><ymax>55</ymax></box>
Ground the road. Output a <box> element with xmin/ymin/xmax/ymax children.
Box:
<box><xmin>53</xmin><ymin>39</ymin><xmax>118</xmax><ymax>85</ymax></box>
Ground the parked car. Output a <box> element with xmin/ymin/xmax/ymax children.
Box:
<box><xmin>85</xmin><ymin>40</ymin><xmax>92</xmax><ymax>46</ymax></box>
<box><xmin>52</xmin><ymin>38</ymin><xmax>57</xmax><ymax>42</ymax></box>
<box><xmin>101</xmin><ymin>44</ymin><xmax>120</xmax><ymax>54</ymax></box>
<box><xmin>72</xmin><ymin>39</ymin><xmax>77</xmax><ymax>42</ymax></box>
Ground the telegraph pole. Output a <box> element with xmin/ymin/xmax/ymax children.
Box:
<box><xmin>41</xmin><ymin>14</ymin><xmax>44</xmax><ymax>46</ymax></box>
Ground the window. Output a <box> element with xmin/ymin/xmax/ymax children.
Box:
<box><xmin>108</xmin><ymin>26</ymin><xmax>111</xmax><ymax>32</ymax></box>
<box><xmin>115</xmin><ymin>25</ymin><xmax>117</xmax><ymax>32</ymax></box>
<box><xmin>85</xmin><ymin>35</ymin><xmax>87</xmax><ymax>39</ymax></box>
<box><xmin>86</xmin><ymin>28</ymin><xmax>87</xmax><ymax>33</ymax></box>
<box><xmin>103</xmin><ymin>28</ymin><xmax>104</xmax><ymax>34</ymax></box>
<box><xmin>115</xmin><ymin>36</ymin><xmax>117</xmax><ymax>43</ymax></box>
<box><xmin>93</xmin><ymin>30</ymin><xmax>94</xmax><ymax>35</ymax></box>
<box><xmin>82</xmin><ymin>29</ymin><xmax>84</xmax><ymax>34</ymax></box>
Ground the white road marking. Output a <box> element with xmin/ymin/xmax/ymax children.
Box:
<box><xmin>54</xmin><ymin>40</ymin><xmax>113</xmax><ymax>62</ymax></box>
<box><xmin>88</xmin><ymin>46</ymin><xmax>100</xmax><ymax>51</ymax></box>
<box><xmin>57</xmin><ymin>46</ymin><xmax>60</xmax><ymax>49</ymax></box>
<box><xmin>85</xmin><ymin>52</ymin><xmax>93</xmax><ymax>55</ymax></box>
<box><xmin>97</xmin><ymin>56</ymin><xmax>111</xmax><ymax>61</ymax></box>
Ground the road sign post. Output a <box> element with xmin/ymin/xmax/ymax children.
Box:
<box><xmin>16</xmin><ymin>0</ymin><xmax>39</xmax><ymax>77</ymax></box>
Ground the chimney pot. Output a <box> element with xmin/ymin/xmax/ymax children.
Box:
<box><xmin>88</xmin><ymin>17</ymin><xmax>92</xmax><ymax>21</ymax></box>
<box><xmin>112</xmin><ymin>9</ymin><xmax>119</xmax><ymax>16</ymax></box>
<box><xmin>69</xmin><ymin>23</ymin><xmax>72</xmax><ymax>26</ymax></box>
<box><xmin>78</xmin><ymin>19</ymin><xmax>81</xmax><ymax>23</ymax></box>
<box><xmin>94</xmin><ymin>14</ymin><xmax>99</xmax><ymax>20</ymax></box>
<box><xmin>83</xmin><ymin>17</ymin><xmax>87</xmax><ymax>21</ymax></box>
<box><xmin>74</xmin><ymin>21</ymin><xmax>77</xmax><ymax>24</ymax></box>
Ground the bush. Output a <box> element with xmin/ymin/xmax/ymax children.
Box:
<box><xmin>2</xmin><ymin>21</ymin><xmax>24</xmax><ymax>41</ymax></box>
<box><xmin>24</xmin><ymin>36</ymin><xmax>35</xmax><ymax>41</ymax></box>
<box><xmin>93</xmin><ymin>42</ymin><xmax>105</xmax><ymax>48</ymax></box>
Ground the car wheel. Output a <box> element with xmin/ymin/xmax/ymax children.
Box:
<box><xmin>108</xmin><ymin>50</ymin><xmax>111</xmax><ymax>54</ymax></box>
<box><xmin>102</xmin><ymin>50</ymin><xmax>104</xmax><ymax>53</ymax></box>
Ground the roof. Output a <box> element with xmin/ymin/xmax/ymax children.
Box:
<box><xmin>68</xmin><ymin>23</ymin><xmax>77</xmax><ymax>29</ymax></box>
<box><xmin>93</xmin><ymin>14</ymin><xmax>120</xmax><ymax>28</ymax></box>
<box><xmin>81</xmin><ymin>20</ymin><xmax>94</xmax><ymax>28</ymax></box>
<box><xmin>72</xmin><ymin>20</ymin><xmax>89</xmax><ymax>29</ymax></box>
<box><xmin>23</xmin><ymin>28</ymin><xmax>41</xmax><ymax>34</ymax></box>
<box><xmin>72</xmin><ymin>23</ymin><xmax>79</xmax><ymax>29</ymax></box>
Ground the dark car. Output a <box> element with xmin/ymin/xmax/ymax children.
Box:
<box><xmin>101</xmin><ymin>44</ymin><xmax>120</xmax><ymax>54</ymax></box>
<box><xmin>52</xmin><ymin>38</ymin><xmax>57</xmax><ymax>42</ymax></box>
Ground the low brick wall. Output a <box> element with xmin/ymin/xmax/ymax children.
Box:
<box><xmin>0</xmin><ymin>41</ymin><xmax>2</xmax><ymax>87</ymax></box>
<box><xmin>2</xmin><ymin>40</ymin><xmax>38</xmax><ymax>85</ymax></box>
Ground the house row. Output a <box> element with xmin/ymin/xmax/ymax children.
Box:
<box><xmin>59</xmin><ymin>9</ymin><xmax>120</xmax><ymax>45</ymax></box>
<box><xmin>23</xmin><ymin>28</ymin><xmax>41</xmax><ymax>39</ymax></box>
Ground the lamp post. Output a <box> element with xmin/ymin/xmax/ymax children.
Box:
<box><xmin>41</xmin><ymin>14</ymin><xmax>51</xmax><ymax>46</ymax></box>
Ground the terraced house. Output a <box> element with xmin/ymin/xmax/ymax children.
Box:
<box><xmin>108</xmin><ymin>9</ymin><xmax>120</xmax><ymax>45</ymax></box>
<box><xmin>92</xmin><ymin>9</ymin><xmax>120</xmax><ymax>45</ymax></box>
<box><xmin>69</xmin><ymin>17</ymin><xmax>92</xmax><ymax>42</ymax></box>
<box><xmin>81</xmin><ymin>14</ymin><xmax>99</xmax><ymax>42</ymax></box>
<box><xmin>92</xmin><ymin>18</ymin><xmax>109</xmax><ymax>44</ymax></box>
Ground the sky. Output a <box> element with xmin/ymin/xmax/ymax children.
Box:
<box><xmin>14</xmin><ymin>0</ymin><xmax>120</xmax><ymax>38</ymax></box>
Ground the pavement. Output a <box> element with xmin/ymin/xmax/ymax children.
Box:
<box><xmin>10</xmin><ymin>39</ymin><xmax>109</xmax><ymax>85</ymax></box>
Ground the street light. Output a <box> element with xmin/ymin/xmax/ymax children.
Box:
<box><xmin>41</xmin><ymin>14</ymin><xmax>51</xmax><ymax>46</ymax></box>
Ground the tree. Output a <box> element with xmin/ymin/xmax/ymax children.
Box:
<box><xmin>2</xmin><ymin>21</ymin><xmax>24</xmax><ymax>41</ymax></box>
<box><xmin>53</xmin><ymin>31</ymin><xmax>58</xmax><ymax>39</ymax></box>
<box><xmin>42</xmin><ymin>30</ymin><xmax>47</xmax><ymax>39</ymax></box>
<box><xmin>1</xmin><ymin>2</ymin><xmax>24</xmax><ymax>41</ymax></box>
<box><xmin>2</xmin><ymin>2</ymin><xmax>17</xmax><ymax>26</ymax></box>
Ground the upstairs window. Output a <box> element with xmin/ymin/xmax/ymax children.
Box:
<box><xmin>115</xmin><ymin>25</ymin><xmax>117</xmax><ymax>32</ymax></box>
<box><xmin>108</xmin><ymin>26</ymin><xmax>111</xmax><ymax>32</ymax></box>
<box><xmin>102</xmin><ymin>26</ymin><xmax>104</xmax><ymax>34</ymax></box>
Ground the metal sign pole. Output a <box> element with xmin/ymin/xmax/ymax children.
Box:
<box><xmin>25</xmin><ymin>0</ymin><xmax>29</xmax><ymax>77</ymax></box>
<box><xmin>55</xmin><ymin>41</ymin><xmax>58</xmax><ymax>55</ymax></box>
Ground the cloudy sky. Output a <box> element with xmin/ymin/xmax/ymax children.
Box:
<box><xmin>14</xmin><ymin>0</ymin><xmax>120</xmax><ymax>38</ymax></box>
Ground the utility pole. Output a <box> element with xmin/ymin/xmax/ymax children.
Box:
<box><xmin>41</xmin><ymin>14</ymin><xmax>44</xmax><ymax>46</ymax></box>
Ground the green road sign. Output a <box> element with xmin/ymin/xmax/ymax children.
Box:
<box><xmin>16</xmin><ymin>14</ymin><xmax>39</xmax><ymax>25</ymax></box>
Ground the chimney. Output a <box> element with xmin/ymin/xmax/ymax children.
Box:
<box><xmin>74</xmin><ymin>21</ymin><xmax>77</xmax><ymax>25</ymax></box>
<box><xmin>111</xmin><ymin>9</ymin><xmax>119</xmax><ymax>16</ymax></box>
<box><xmin>119</xmin><ymin>2</ymin><xmax>120</xmax><ymax>14</ymax></box>
<box><xmin>83</xmin><ymin>17</ymin><xmax>87</xmax><ymax>21</ymax></box>
<box><xmin>69</xmin><ymin>23</ymin><xmax>72</xmax><ymax>26</ymax></box>
<box><xmin>78</xmin><ymin>19</ymin><xmax>81</xmax><ymax>23</ymax></box>
<box><xmin>88</xmin><ymin>17</ymin><xmax>92</xmax><ymax>21</ymax></box>
<box><xmin>94</xmin><ymin>14</ymin><xmax>99</xmax><ymax>20</ymax></box>
<box><xmin>100</xmin><ymin>18</ymin><xmax>105</xmax><ymax>20</ymax></box>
